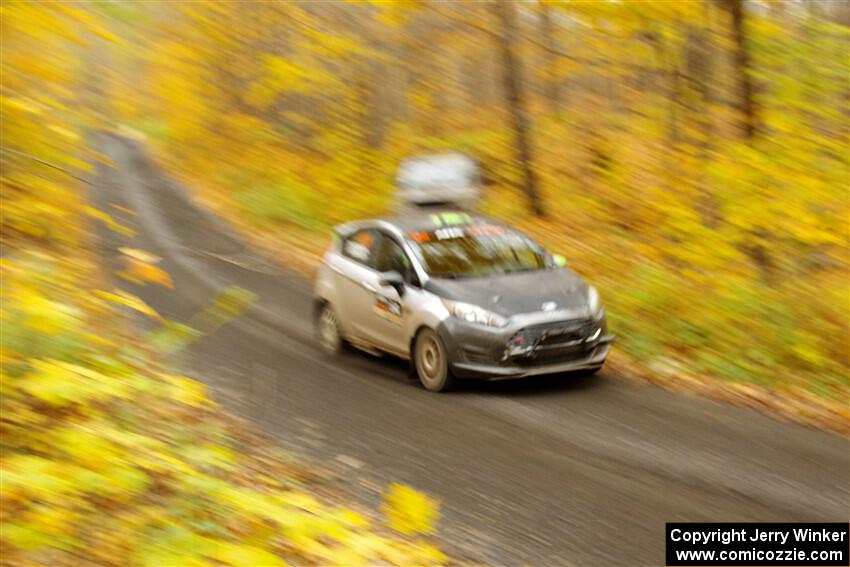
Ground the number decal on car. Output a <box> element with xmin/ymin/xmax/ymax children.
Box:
<box><xmin>430</xmin><ymin>212</ymin><xmax>471</xmax><ymax>227</ymax></box>
<box><xmin>435</xmin><ymin>227</ymin><xmax>464</xmax><ymax>240</ymax></box>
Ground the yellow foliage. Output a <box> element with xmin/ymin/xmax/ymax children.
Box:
<box><xmin>2</xmin><ymin>263</ymin><xmax>449</xmax><ymax>565</ymax></box>
<box><xmin>382</xmin><ymin>483</ymin><xmax>441</xmax><ymax>536</ymax></box>
<box><xmin>210</xmin><ymin>540</ymin><xmax>289</xmax><ymax>567</ymax></box>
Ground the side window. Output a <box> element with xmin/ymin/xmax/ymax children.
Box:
<box><xmin>373</xmin><ymin>233</ymin><xmax>418</xmax><ymax>285</ymax></box>
<box><xmin>342</xmin><ymin>229</ymin><xmax>378</xmax><ymax>266</ymax></box>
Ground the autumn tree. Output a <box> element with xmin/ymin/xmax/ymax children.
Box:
<box><xmin>722</xmin><ymin>0</ymin><xmax>757</xmax><ymax>139</ymax></box>
<box><xmin>538</xmin><ymin>1</ymin><xmax>563</xmax><ymax>114</ymax></box>
<box><xmin>493</xmin><ymin>0</ymin><xmax>545</xmax><ymax>217</ymax></box>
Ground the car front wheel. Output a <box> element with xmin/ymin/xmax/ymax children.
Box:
<box><xmin>317</xmin><ymin>303</ymin><xmax>343</xmax><ymax>355</ymax></box>
<box><xmin>413</xmin><ymin>328</ymin><xmax>455</xmax><ymax>392</ymax></box>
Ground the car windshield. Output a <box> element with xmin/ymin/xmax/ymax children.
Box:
<box><xmin>406</xmin><ymin>224</ymin><xmax>547</xmax><ymax>278</ymax></box>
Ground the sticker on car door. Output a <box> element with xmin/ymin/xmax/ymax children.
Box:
<box><xmin>374</xmin><ymin>294</ymin><xmax>402</xmax><ymax>324</ymax></box>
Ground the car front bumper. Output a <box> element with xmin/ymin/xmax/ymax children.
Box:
<box><xmin>436</xmin><ymin>310</ymin><xmax>615</xmax><ymax>380</ymax></box>
<box><xmin>452</xmin><ymin>340</ymin><xmax>613</xmax><ymax>379</ymax></box>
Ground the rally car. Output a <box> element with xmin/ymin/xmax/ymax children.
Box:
<box><xmin>313</xmin><ymin>211</ymin><xmax>614</xmax><ymax>391</ymax></box>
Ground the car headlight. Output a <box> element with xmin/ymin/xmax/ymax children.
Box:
<box><xmin>442</xmin><ymin>299</ymin><xmax>508</xmax><ymax>328</ymax></box>
<box><xmin>587</xmin><ymin>286</ymin><xmax>603</xmax><ymax>318</ymax></box>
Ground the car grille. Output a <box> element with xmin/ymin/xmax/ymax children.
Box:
<box><xmin>513</xmin><ymin>318</ymin><xmax>599</xmax><ymax>366</ymax></box>
<box><xmin>528</xmin><ymin>318</ymin><xmax>596</xmax><ymax>346</ymax></box>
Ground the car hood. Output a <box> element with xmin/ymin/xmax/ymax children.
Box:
<box><xmin>425</xmin><ymin>268</ymin><xmax>590</xmax><ymax>317</ymax></box>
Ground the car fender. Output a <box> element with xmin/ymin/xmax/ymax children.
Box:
<box><xmin>313</xmin><ymin>259</ymin><xmax>345</xmax><ymax>327</ymax></box>
<box><xmin>403</xmin><ymin>288</ymin><xmax>450</xmax><ymax>358</ymax></box>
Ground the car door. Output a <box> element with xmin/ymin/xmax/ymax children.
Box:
<box><xmin>331</xmin><ymin>228</ymin><xmax>383</xmax><ymax>341</ymax></box>
<box><xmin>364</xmin><ymin>232</ymin><xmax>419</xmax><ymax>355</ymax></box>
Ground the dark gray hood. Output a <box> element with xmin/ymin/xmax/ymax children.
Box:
<box><xmin>425</xmin><ymin>268</ymin><xmax>589</xmax><ymax>317</ymax></box>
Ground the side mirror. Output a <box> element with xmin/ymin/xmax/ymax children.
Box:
<box><xmin>379</xmin><ymin>271</ymin><xmax>406</xmax><ymax>296</ymax></box>
<box><xmin>551</xmin><ymin>254</ymin><xmax>568</xmax><ymax>268</ymax></box>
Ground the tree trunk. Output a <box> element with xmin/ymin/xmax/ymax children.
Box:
<box><xmin>690</xmin><ymin>4</ymin><xmax>723</xmax><ymax>228</ymax></box>
<box><xmin>725</xmin><ymin>0</ymin><xmax>756</xmax><ymax>139</ymax></box>
<box><xmin>654</xmin><ymin>33</ymin><xmax>683</xmax><ymax>193</ymax></box>
<box><xmin>538</xmin><ymin>2</ymin><xmax>562</xmax><ymax>114</ymax></box>
<box><xmin>685</xmin><ymin>19</ymin><xmax>714</xmax><ymax>150</ymax></box>
<box><xmin>665</xmin><ymin>49</ymin><xmax>683</xmax><ymax>148</ymax></box>
<box><xmin>493</xmin><ymin>0</ymin><xmax>545</xmax><ymax>217</ymax></box>
<box><xmin>833</xmin><ymin>0</ymin><xmax>850</xmax><ymax>27</ymax></box>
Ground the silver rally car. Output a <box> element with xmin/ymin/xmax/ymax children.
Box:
<box><xmin>313</xmin><ymin>211</ymin><xmax>614</xmax><ymax>392</ymax></box>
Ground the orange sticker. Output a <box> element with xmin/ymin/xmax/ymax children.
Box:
<box><xmin>408</xmin><ymin>231</ymin><xmax>431</xmax><ymax>243</ymax></box>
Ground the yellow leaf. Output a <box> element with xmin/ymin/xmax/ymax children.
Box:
<box><xmin>47</xmin><ymin>124</ymin><xmax>79</xmax><ymax>140</ymax></box>
<box><xmin>118</xmin><ymin>247</ymin><xmax>161</xmax><ymax>263</ymax></box>
<box><xmin>123</xmin><ymin>260</ymin><xmax>174</xmax><ymax>288</ymax></box>
<box><xmin>161</xmin><ymin>374</ymin><xmax>213</xmax><ymax>407</ymax></box>
<box><xmin>84</xmin><ymin>205</ymin><xmax>135</xmax><ymax>236</ymax></box>
<box><xmin>95</xmin><ymin>289</ymin><xmax>162</xmax><ymax>320</ymax></box>
<box><xmin>381</xmin><ymin>483</ymin><xmax>440</xmax><ymax>536</ymax></box>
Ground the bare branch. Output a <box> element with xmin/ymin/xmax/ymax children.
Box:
<box><xmin>0</xmin><ymin>148</ymin><xmax>90</xmax><ymax>184</ymax></box>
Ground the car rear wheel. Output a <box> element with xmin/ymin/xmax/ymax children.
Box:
<box><xmin>414</xmin><ymin>328</ymin><xmax>455</xmax><ymax>392</ymax></box>
<box><xmin>317</xmin><ymin>303</ymin><xmax>343</xmax><ymax>355</ymax></box>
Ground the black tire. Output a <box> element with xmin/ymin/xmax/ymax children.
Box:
<box><xmin>316</xmin><ymin>303</ymin><xmax>344</xmax><ymax>355</ymax></box>
<box><xmin>413</xmin><ymin>328</ymin><xmax>456</xmax><ymax>392</ymax></box>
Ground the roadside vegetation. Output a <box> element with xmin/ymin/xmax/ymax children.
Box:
<box><xmin>101</xmin><ymin>2</ymin><xmax>848</xmax><ymax>424</ymax></box>
<box><xmin>2</xmin><ymin>254</ymin><xmax>447</xmax><ymax>565</ymax></box>
<box><xmin>1</xmin><ymin>4</ymin><xmax>448</xmax><ymax>565</ymax></box>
